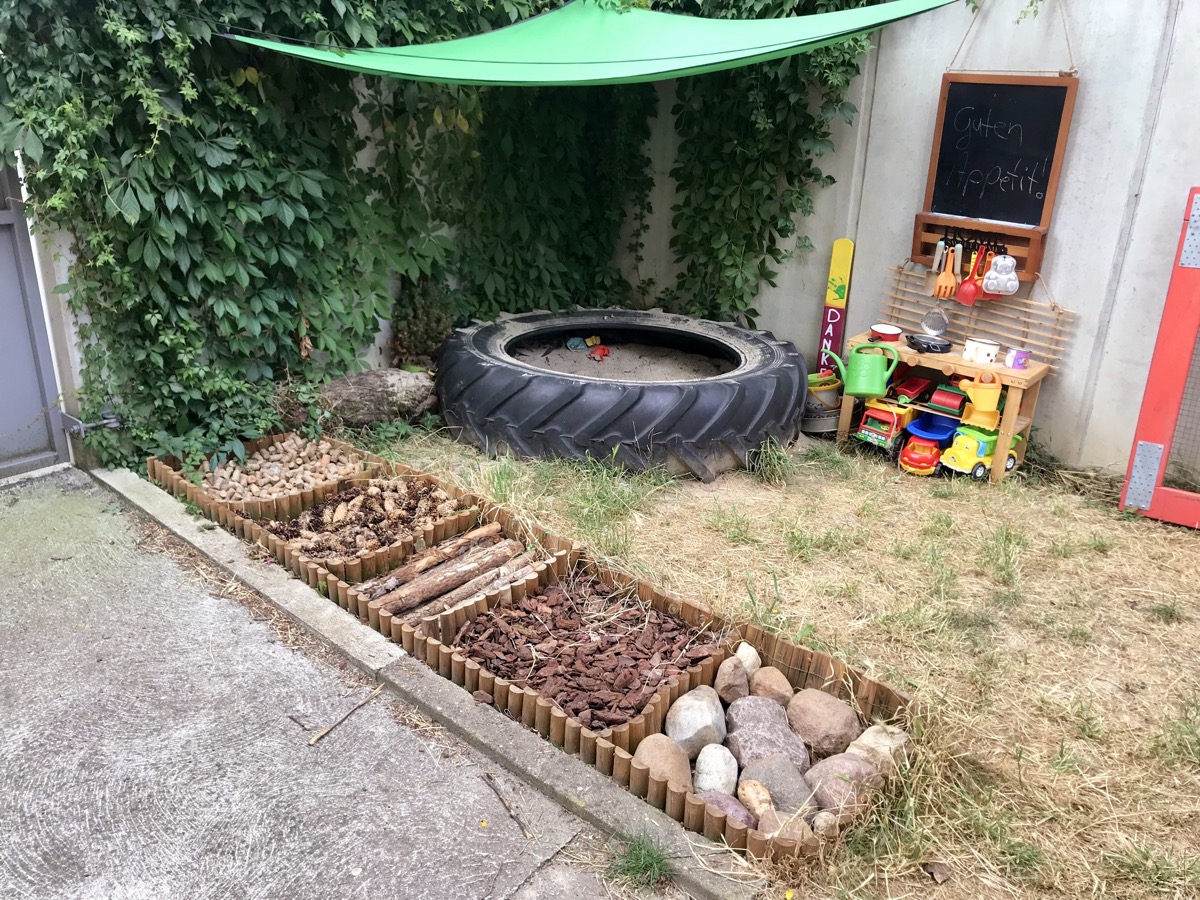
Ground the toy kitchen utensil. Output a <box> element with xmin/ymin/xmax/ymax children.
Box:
<box><xmin>907</xmin><ymin>333</ymin><xmax>952</xmax><ymax>353</ymax></box>
<box><xmin>920</xmin><ymin>301</ymin><xmax>950</xmax><ymax>336</ymax></box>
<box><xmin>1004</xmin><ymin>347</ymin><xmax>1032</xmax><ymax>369</ymax></box>
<box><xmin>822</xmin><ymin>343</ymin><xmax>899</xmax><ymax>398</ymax></box>
<box><xmin>926</xmin><ymin>240</ymin><xmax>946</xmax><ymax>296</ymax></box>
<box><xmin>982</xmin><ymin>254</ymin><xmax>1020</xmax><ymax>296</ymax></box>
<box><xmin>933</xmin><ymin>246</ymin><xmax>958</xmax><ymax>300</ymax></box>
<box><xmin>954</xmin><ymin>250</ymin><xmax>983</xmax><ymax>306</ymax></box>
<box><xmin>870</xmin><ymin>323</ymin><xmax>903</xmax><ymax>342</ymax></box>
<box><xmin>962</xmin><ymin>337</ymin><xmax>1001</xmax><ymax>364</ymax></box>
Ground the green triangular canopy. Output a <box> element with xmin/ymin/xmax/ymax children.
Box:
<box><xmin>230</xmin><ymin>0</ymin><xmax>956</xmax><ymax>86</ymax></box>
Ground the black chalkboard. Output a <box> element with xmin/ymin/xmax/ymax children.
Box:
<box><xmin>926</xmin><ymin>76</ymin><xmax>1076</xmax><ymax>228</ymax></box>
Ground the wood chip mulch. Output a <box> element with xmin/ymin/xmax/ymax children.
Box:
<box><xmin>453</xmin><ymin>574</ymin><xmax>717</xmax><ymax>729</ymax></box>
<box><xmin>269</xmin><ymin>478</ymin><xmax>465</xmax><ymax>563</ymax></box>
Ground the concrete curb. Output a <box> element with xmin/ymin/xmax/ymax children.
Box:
<box><xmin>94</xmin><ymin>468</ymin><xmax>766</xmax><ymax>900</ymax></box>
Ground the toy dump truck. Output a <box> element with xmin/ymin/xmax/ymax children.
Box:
<box><xmin>941</xmin><ymin>426</ymin><xmax>1023</xmax><ymax>479</ymax></box>
<box><xmin>854</xmin><ymin>400</ymin><xmax>916</xmax><ymax>456</ymax></box>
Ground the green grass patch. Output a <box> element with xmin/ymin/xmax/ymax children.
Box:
<box><xmin>1148</xmin><ymin>694</ymin><xmax>1200</xmax><ymax>768</ymax></box>
<box><xmin>800</xmin><ymin>443</ymin><xmax>852</xmax><ymax>478</ymax></box>
<box><xmin>1146</xmin><ymin>601</ymin><xmax>1184</xmax><ymax>624</ymax></box>
<box><xmin>747</xmin><ymin>436</ymin><xmax>795</xmax><ymax>486</ymax></box>
<box><xmin>979</xmin><ymin>524</ymin><xmax>1029</xmax><ymax>586</ymax></box>
<box><xmin>704</xmin><ymin>502</ymin><xmax>763</xmax><ymax>547</ymax></box>
<box><xmin>608</xmin><ymin>836</ymin><xmax>673</xmax><ymax>887</ymax></box>
<box><xmin>1102</xmin><ymin>843</ymin><xmax>1200</xmax><ymax>892</ymax></box>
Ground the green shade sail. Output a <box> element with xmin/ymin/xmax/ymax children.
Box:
<box><xmin>229</xmin><ymin>0</ymin><xmax>956</xmax><ymax>86</ymax></box>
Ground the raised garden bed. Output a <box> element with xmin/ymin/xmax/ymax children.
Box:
<box><xmin>148</xmin><ymin>441</ymin><xmax>910</xmax><ymax>861</ymax></box>
<box><xmin>264</xmin><ymin>477</ymin><xmax>471</xmax><ymax>580</ymax></box>
<box><xmin>454</xmin><ymin>571</ymin><xmax>719</xmax><ymax>730</ymax></box>
<box><xmin>149</xmin><ymin>434</ymin><xmax>378</xmax><ymax>522</ymax></box>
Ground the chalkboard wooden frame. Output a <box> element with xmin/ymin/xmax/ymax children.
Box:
<box><xmin>911</xmin><ymin>73</ymin><xmax>1078</xmax><ymax>281</ymax></box>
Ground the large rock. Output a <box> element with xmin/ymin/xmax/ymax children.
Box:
<box><xmin>738</xmin><ymin>756</ymin><xmax>818</xmax><ymax>817</ymax></box>
<box><xmin>632</xmin><ymin>734</ymin><xmax>693</xmax><ymax>792</ymax></box>
<box><xmin>724</xmin><ymin>697</ymin><xmax>811</xmax><ymax>772</ymax></box>
<box><xmin>734</xmin><ymin>641</ymin><xmax>762</xmax><ymax>677</ymax></box>
<box><xmin>758</xmin><ymin>808</ymin><xmax>815</xmax><ymax>843</ymax></box>
<box><xmin>693</xmin><ymin>744</ymin><xmax>738</xmax><ymax>795</ymax></box>
<box><xmin>749</xmin><ymin>666</ymin><xmax>794</xmax><ymax>707</ymax></box>
<box><xmin>310</xmin><ymin>369</ymin><xmax>435</xmax><ymax>427</ymax></box>
<box><xmin>846</xmin><ymin>723</ymin><xmax>912</xmax><ymax>778</ymax></box>
<box><xmin>698</xmin><ymin>791</ymin><xmax>757</xmax><ymax>829</ymax></box>
<box><xmin>665</xmin><ymin>686</ymin><xmax>726</xmax><ymax>759</ymax></box>
<box><xmin>804</xmin><ymin>752</ymin><xmax>883</xmax><ymax>820</ymax></box>
<box><xmin>787</xmin><ymin>689</ymin><xmax>863</xmax><ymax>757</ymax></box>
<box><xmin>714</xmin><ymin>656</ymin><xmax>749</xmax><ymax>705</ymax></box>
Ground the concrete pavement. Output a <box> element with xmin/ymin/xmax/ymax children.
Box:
<box><xmin>0</xmin><ymin>469</ymin><xmax>608</xmax><ymax>900</ymax></box>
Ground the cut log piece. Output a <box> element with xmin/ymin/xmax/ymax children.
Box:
<box><xmin>404</xmin><ymin>550</ymin><xmax>551</xmax><ymax>628</ymax></box>
<box><xmin>371</xmin><ymin>539</ymin><xmax>523</xmax><ymax>617</ymax></box>
<box><xmin>358</xmin><ymin>523</ymin><xmax>502</xmax><ymax>598</ymax></box>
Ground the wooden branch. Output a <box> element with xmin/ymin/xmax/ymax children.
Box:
<box><xmin>308</xmin><ymin>684</ymin><xmax>384</xmax><ymax>746</ymax></box>
<box><xmin>372</xmin><ymin>539</ymin><xmax>523</xmax><ymax>617</ymax></box>
<box><xmin>359</xmin><ymin>522</ymin><xmax>502</xmax><ymax>599</ymax></box>
<box><xmin>405</xmin><ymin>551</ymin><xmax>550</xmax><ymax>630</ymax></box>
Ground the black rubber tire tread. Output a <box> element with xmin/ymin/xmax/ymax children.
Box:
<box><xmin>435</xmin><ymin>309</ymin><xmax>806</xmax><ymax>482</ymax></box>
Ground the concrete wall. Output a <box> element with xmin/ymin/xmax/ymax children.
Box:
<box><xmin>623</xmin><ymin>0</ymin><xmax>1192</xmax><ymax>470</ymax></box>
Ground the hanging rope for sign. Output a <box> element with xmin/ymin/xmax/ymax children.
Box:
<box><xmin>947</xmin><ymin>0</ymin><xmax>1078</xmax><ymax>75</ymax></box>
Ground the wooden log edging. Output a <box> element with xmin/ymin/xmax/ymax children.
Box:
<box><xmin>149</xmin><ymin>441</ymin><xmax>911</xmax><ymax>861</ymax></box>
<box><xmin>147</xmin><ymin>435</ymin><xmax>485</xmax><ymax>584</ymax></box>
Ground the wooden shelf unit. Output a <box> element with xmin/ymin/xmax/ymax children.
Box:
<box><xmin>835</xmin><ymin>332</ymin><xmax>1051</xmax><ymax>483</ymax></box>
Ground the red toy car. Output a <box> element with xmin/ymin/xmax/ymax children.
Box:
<box><xmin>899</xmin><ymin>435</ymin><xmax>943</xmax><ymax>476</ymax></box>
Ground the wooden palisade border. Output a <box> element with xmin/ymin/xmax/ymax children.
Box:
<box><xmin>148</xmin><ymin>436</ymin><xmax>910</xmax><ymax>859</ymax></box>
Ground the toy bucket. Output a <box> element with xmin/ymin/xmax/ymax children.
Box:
<box><xmin>807</xmin><ymin>371</ymin><xmax>842</xmax><ymax>410</ymax></box>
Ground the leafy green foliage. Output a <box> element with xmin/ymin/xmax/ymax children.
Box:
<box><xmin>452</xmin><ymin>85</ymin><xmax>656</xmax><ymax>318</ymax></box>
<box><xmin>0</xmin><ymin>0</ymin><xmax>560</xmax><ymax>467</ymax></box>
<box><xmin>661</xmin><ymin>0</ymin><xmax>872</xmax><ymax>324</ymax></box>
<box><xmin>1</xmin><ymin>0</ymin><xmax>878</xmax><ymax>465</ymax></box>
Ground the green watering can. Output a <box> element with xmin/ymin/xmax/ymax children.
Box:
<box><xmin>823</xmin><ymin>343</ymin><xmax>899</xmax><ymax>398</ymax></box>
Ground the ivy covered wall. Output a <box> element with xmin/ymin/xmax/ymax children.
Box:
<box><xmin>1</xmin><ymin>0</ymin><xmax>876</xmax><ymax>466</ymax></box>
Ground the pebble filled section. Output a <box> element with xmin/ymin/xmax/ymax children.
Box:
<box><xmin>202</xmin><ymin>436</ymin><xmax>363</xmax><ymax>502</ymax></box>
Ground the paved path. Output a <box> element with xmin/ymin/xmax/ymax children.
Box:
<box><xmin>0</xmin><ymin>470</ymin><xmax>614</xmax><ymax>900</ymax></box>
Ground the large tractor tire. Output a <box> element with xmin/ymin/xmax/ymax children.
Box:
<box><xmin>435</xmin><ymin>309</ymin><xmax>806</xmax><ymax>482</ymax></box>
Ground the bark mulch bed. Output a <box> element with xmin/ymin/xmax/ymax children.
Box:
<box><xmin>269</xmin><ymin>478</ymin><xmax>466</xmax><ymax>564</ymax></box>
<box><xmin>453</xmin><ymin>574</ymin><xmax>718</xmax><ymax>729</ymax></box>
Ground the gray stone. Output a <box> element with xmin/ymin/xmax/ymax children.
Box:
<box><xmin>665</xmin><ymin>685</ymin><xmax>726</xmax><ymax>759</ymax></box>
<box><xmin>724</xmin><ymin>697</ymin><xmax>811</xmax><ymax>772</ymax></box>
<box><xmin>694</xmin><ymin>744</ymin><xmax>738</xmax><ymax>795</ymax></box>
<box><xmin>697</xmin><ymin>792</ymin><xmax>757</xmax><ymax>829</ymax></box>
<box><xmin>846</xmin><ymin>723</ymin><xmax>912</xmax><ymax>778</ymax></box>
<box><xmin>714</xmin><ymin>656</ymin><xmax>749</xmax><ymax>705</ymax></box>
<box><xmin>805</xmin><ymin>753</ymin><xmax>884</xmax><ymax>820</ymax></box>
<box><xmin>812</xmin><ymin>810</ymin><xmax>841</xmax><ymax>840</ymax></box>
<box><xmin>749</xmin><ymin>666</ymin><xmax>793</xmax><ymax>707</ymax></box>
<box><xmin>786</xmin><ymin>688</ymin><xmax>863</xmax><ymax>757</ymax></box>
<box><xmin>632</xmin><ymin>734</ymin><xmax>693</xmax><ymax>792</ymax></box>
<box><xmin>734</xmin><ymin>642</ymin><xmax>762</xmax><ymax>677</ymax></box>
<box><xmin>738</xmin><ymin>756</ymin><xmax>818</xmax><ymax>817</ymax></box>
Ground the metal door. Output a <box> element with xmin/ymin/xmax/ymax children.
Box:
<box><xmin>1121</xmin><ymin>187</ymin><xmax>1200</xmax><ymax>528</ymax></box>
<box><xmin>0</xmin><ymin>167</ymin><xmax>68</xmax><ymax>478</ymax></box>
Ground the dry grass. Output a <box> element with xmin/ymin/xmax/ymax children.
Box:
<box><xmin>370</xmin><ymin>429</ymin><xmax>1200</xmax><ymax>900</ymax></box>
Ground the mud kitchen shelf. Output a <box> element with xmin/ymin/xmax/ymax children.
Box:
<box><xmin>835</xmin><ymin>331</ymin><xmax>1051</xmax><ymax>483</ymax></box>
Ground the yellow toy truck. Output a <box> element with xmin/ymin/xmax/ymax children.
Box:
<box><xmin>941</xmin><ymin>426</ymin><xmax>1022</xmax><ymax>479</ymax></box>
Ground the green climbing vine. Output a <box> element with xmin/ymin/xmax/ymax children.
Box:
<box><xmin>0</xmin><ymin>0</ymin><xmax>559</xmax><ymax>467</ymax></box>
<box><xmin>660</xmin><ymin>0</ymin><xmax>874</xmax><ymax>325</ymax></box>
<box><xmin>0</xmin><ymin>0</ymin><xmax>891</xmax><ymax>464</ymax></box>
